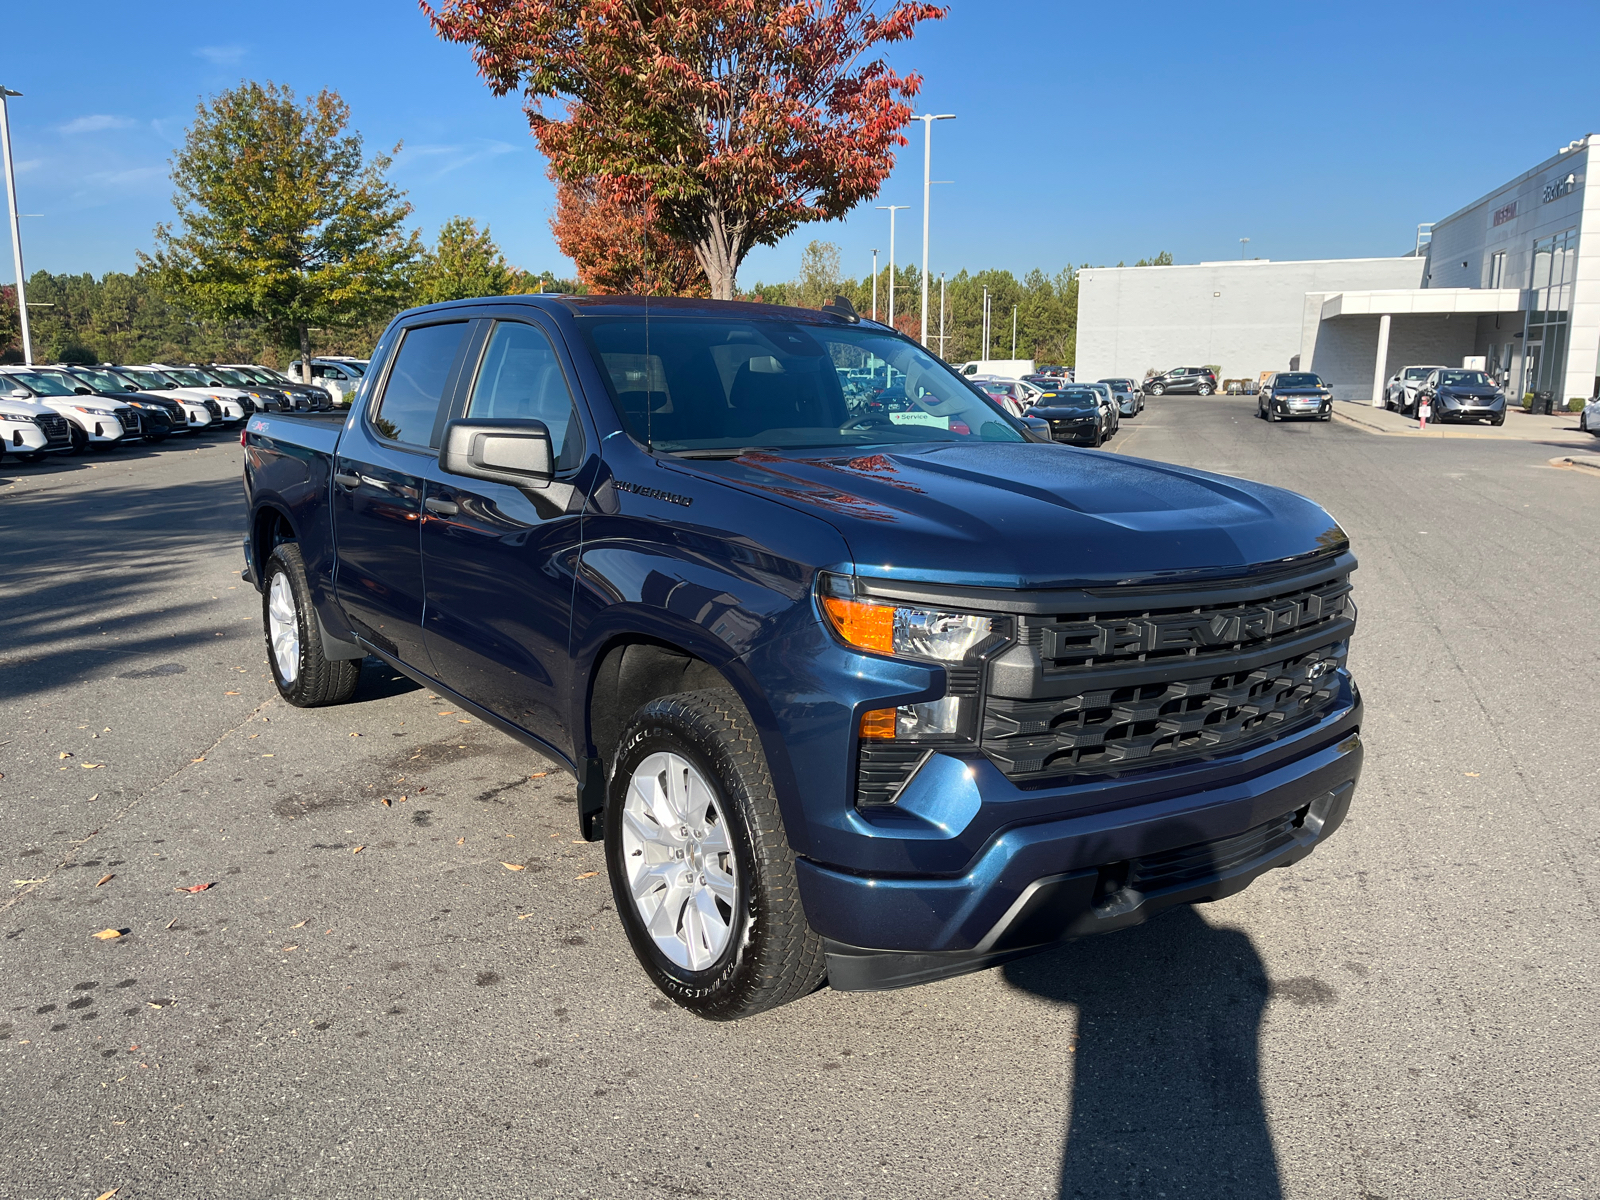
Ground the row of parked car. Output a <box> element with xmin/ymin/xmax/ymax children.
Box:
<box><xmin>973</xmin><ymin>375</ymin><xmax>1144</xmax><ymax>447</ymax></box>
<box><xmin>1382</xmin><ymin>365</ymin><xmax>1507</xmax><ymax>426</ymax></box>
<box><xmin>0</xmin><ymin>359</ymin><xmax>366</xmax><ymax>464</ymax></box>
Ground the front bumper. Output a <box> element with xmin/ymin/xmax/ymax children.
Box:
<box><xmin>799</xmin><ymin>703</ymin><xmax>1362</xmax><ymax>990</ymax></box>
<box><xmin>1435</xmin><ymin>404</ymin><xmax>1503</xmax><ymax>422</ymax></box>
<box><xmin>1275</xmin><ymin>397</ymin><xmax>1330</xmax><ymax>418</ymax></box>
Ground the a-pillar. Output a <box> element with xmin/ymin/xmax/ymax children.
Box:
<box><xmin>1370</xmin><ymin>312</ymin><xmax>1391</xmax><ymax>408</ymax></box>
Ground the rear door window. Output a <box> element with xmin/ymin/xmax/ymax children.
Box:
<box><xmin>466</xmin><ymin>321</ymin><xmax>585</xmax><ymax>471</ymax></box>
<box><xmin>372</xmin><ymin>323</ymin><xmax>469</xmax><ymax>447</ymax></box>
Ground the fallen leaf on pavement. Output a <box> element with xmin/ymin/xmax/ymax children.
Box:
<box><xmin>517</xmin><ymin>913</ymin><xmax>535</xmax><ymax>920</ymax></box>
<box><xmin>1464</xmin><ymin>772</ymin><xmax>1480</xmax><ymax>777</ymax></box>
<box><xmin>456</xmin><ymin>837</ymin><xmax>465</xmax><ymax>846</ymax></box>
<box><xmin>348</xmin><ymin>732</ymin><xmax>360</xmax><ymax>737</ymax></box>
<box><xmin>191</xmin><ymin>757</ymin><xmax>205</xmax><ymax>763</ymax></box>
<box><xmin>291</xmin><ymin>919</ymin><xmax>309</xmax><ymax>929</ymax></box>
<box><xmin>12</xmin><ymin>878</ymin><xmax>47</xmax><ymax>887</ymax></box>
<box><xmin>96</xmin><ymin>874</ymin><xmax>114</xmax><ymax>887</ymax></box>
<box><xmin>81</xmin><ymin>763</ymin><xmax>101</xmax><ymax>769</ymax></box>
<box><xmin>165</xmin><ymin>917</ymin><xmax>177</xmax><ymax>930</ymax></box>
<box><xmin>147</xmin><ymin>1002</ymin><xmax>164</xmax><ymax>1009</ymax></box>
<box><xmin>87</xmin><ymin>793</ymin><xmax>98</xmax><ymax>802</ymax></box>
<box><xmin>575</xmin><ymin>872</ymin><xmax>599</xmax><ymax>880</ymax></box>
<box><xmin>93</xmin><ymin>1189</ymin><xmax>119</xmax><ymax>1200</ymax></box>
<box><xmin>281</xmin><ymin>945</ymin><xmax>298</xmax><ymax>952</ymax></box>
<box><xmin>438</xmin><ymin>711</ymin><xmax>454</xmax><ymax>716</ymax></box>
<box><xmin>225</xmin><ymin>691</ymin><xmax>240</xmax><ymax>696</ymax></box>
<box><xmin>398</xmin><ymin>795</ymin><xmax>407</xmax><ymax>803</ymax></box>
<box><xmin>176</xmin><ymin>882</ymin><xmax>213</xmax><ymax>893</ymax></box>
<box><xmin>501</xmin><ymin>862</ymin><xmax>525</xmax><ymax>871</ymax></box>
<box><xmin>529</xmin><ymin>772</ymin><xmax>548</xmax><ymax>779</ymax></box>
<box><xmin>59</xmin><ymin>751</ymin><xmax>72</xmax><ymax>759</ymax></box>
<box><xmin>351</xmin><ymin>845</ymin><xmax>364</xmax><ymax>855</ymax></box>
<box><xmin>92</xmin><ymin>929</ymin><xmax>123</xmax><ymax>940</ymax></box>
<box><xmin>458</xmin><ymin>719</ymin><xmax>471</xmax><ymax>724</ymax></box>
<box><xmin>381</xmin><ymin>798</ymin><xmax>391</xmax><ymax>807</ymax></box>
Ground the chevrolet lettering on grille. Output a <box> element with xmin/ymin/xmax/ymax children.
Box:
<box><xmin>1043</xmin><ymin>590</ymin><xmax>1345</xmax><ymax>662</ymax></box>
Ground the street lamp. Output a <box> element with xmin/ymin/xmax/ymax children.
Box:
<box><xmin>876</xmin><ymin>205</ymin><xmax>910</xmax><ymax>328</ymax></box>
<box><xmin>912</xmin><ymin>113</ymin><xmax>955</xmax><ymax>347</ymax></box>
<box><xmin>0</xmin><ymin>85</ymin><xmax>31</xmax><ymax>366</ymax></box>
<box><xmin>1239</xmin><ymin>237</ymin><xmax>1249</xmax><ymax>260</ymax></box>
<box><xmin>870</xmin><ymin>249</ymin><xmax>879</xmax><ymax>322</ymax></box>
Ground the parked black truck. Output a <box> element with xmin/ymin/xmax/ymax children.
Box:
<box><xmin>242</xmin><ymin>295</ymin><xmax>1364</xmax><ymax>1019</ymax></box>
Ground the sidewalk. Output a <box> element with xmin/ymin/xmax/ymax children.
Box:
<box><xmin>1331</xmin><ymin>399</ymin><xmax>1597</xmax><ymax>445</ymax></box>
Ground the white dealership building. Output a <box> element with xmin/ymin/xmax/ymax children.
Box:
<box><xmin>1077</xmin><ymin>136</ymin><xmax>1600</xmax><ymax>404</ymax></box>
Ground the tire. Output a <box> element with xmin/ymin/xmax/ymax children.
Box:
<box><xmin>68</xmin><ymin>424</ymin><xmax>89</xmax><ymax>454</ymax></box>
<box><xmin>1197</xmin><ymin>384</ymin><xmax>1213</xmax><ymax>396</ymax></box>
<box><xmin>606</xmin><ymin>688</ymin><xmax>825</xmax><ymax>1020</ymax></box>
<box><xmin>263</xmin><ymin>542</ymin><xmax>361</xmax><ymax>707</ymax></box>
<box><xmin>1269</xmin><ymin>406</ymin><xmax>1282</xmax><ymax>422</ymax></box>
<box><xmin>145</xmin><ymin>432</ymin><xmax>169</xmax><ymax>444</ymax></box>
<box><xmin>21</xmin><ymin>452</ymin><xmax>44</xmax><ymax>463</ymax></box>
<box><xmin>1320</xmin><ymin>412</ymin><xmax>1331</xmax><ymax>421</ymax></box>
<box><xmin>1088</xmin><ymin>425</ymin><xmax>1104</xmax><ymax>448</ymax></box>
<box><xmin>1148</xmin><ymin>384</ymin><xmax>1164</xmax><ymax>396</ymax></box>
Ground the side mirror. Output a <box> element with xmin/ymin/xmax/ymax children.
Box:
<box><xmin>9</xmin><ymin>388</ymin><xmax>30</xmax><ymax>399</ymax></box>
<box><xmin>74</xmin><ymin>386</ymin><xmax>92</xmax><ymax>395</ymax></box>
<box><xmin>439</xmin><ymin>418</ymin><xmax>553</xmax><ymax>488</ymax></box>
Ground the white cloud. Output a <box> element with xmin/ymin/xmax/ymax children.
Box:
<box><xmin>60</xmin><ymin>115</ymin><xmax>138</xmax><ymax>135</ymax></box>
<box><xmin>194</xmin><ymin>44</ymin><xmax>246</xmax><ymax>65</ymax></box>
<box><xmin>396</xmin><ymin>140</ymin><xmax>519</xmax><ymax>180</ymax></box>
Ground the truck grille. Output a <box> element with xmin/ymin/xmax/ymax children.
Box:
<box><xmin>121</xmin><ymin>410</ymin><xmax>142</xmax><ymax>435</ymax></box>
<box><xmin>981</xmin><ymin>640</ymin><xmax>1347</xmax><ymax>779</ymax></box>
<box><xmin>37</xmin><ymin>414</ymin><xmax>71</xmax><ymax>447</ymax></box>
<box><xmin>1125</xmin><ymin>807</ymin><xmax>1303</xmax><ymax>894</ymax></box>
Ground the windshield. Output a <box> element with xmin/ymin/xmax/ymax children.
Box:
<box><xmin>122</xmin><ymin>368</ymin><xmax>178</xmax><ymax>389</ymax></box>
<box><xmin>1274</xmin><ymin>373</ymin><xmax>1324</xmax><ymax>388</ymax></box>
<box><xmin>1404</xmin><ymin>368</ymin><xmax>1431</xmax><ymax>379</ymax></box>
<box><xmin>161</xmin><ymin>368</ymin><xmax>212</xmax><ymax>387</ymax></box>
<box><xmin>209</xmin><ymin>368</ymin><xmax>252</xmax><ymax>386</ymax></box>
<box><xmin>575</xmin><ymin>316</ymin><xmax>1023</xmax><ymax>453</ymax></box>
<box><xmin>5</xmin><ymin>370</ymin><xmax>80</xmax><ymax>397</ymax></box>
<box><xmin>67</xmin><ymin>368</ymin><xmax>133</xmax><ymax>392</ymax></box>
<box><xmin>1439</xmin><ymin>371</ymin><xmax>1492</xmax><ymax>387</ymax></box>
<box><xmin>1036</xmin><ymin>389</ymin><xmax>1099</xmax><ymax>409</ymax></box>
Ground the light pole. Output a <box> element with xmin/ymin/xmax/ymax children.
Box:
<box><xmin>876</xmin><ymin>204</ymin><xmax>909</xmax><ymax>329</ymax></box>
<box><xmin>0</xmin><ymin>86</ymin><xmax>31</xmax><ymax>366</ymax></box>
<box><xmin>912</xmin><ymin>113</ymin><xmax>955</xmax><ymax>347</ymax></box>
<box><xmin>982</xmin><ymin>287</ymin><xmax>990</xmax><ymax>360</ymax></box>
<box><xmin>1012</xmin><ymin>305</ymin><xmax>1018</xmax><ymax>359</ymax></box>
<box><xmin>1239</xmin><ymin>237</ymin><xmax>1249</xmax><ymax>260</ymax></box>
<box><xmin>870</xmin><ymin>249</ymin><xmax>879</xmax><ymax>322</ymax></box>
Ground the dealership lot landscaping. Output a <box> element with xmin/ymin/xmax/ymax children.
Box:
<box><xmin>2</xmin><ymin>397</ymin><xmax>1596</xmax><ymax>1200</ymax></box>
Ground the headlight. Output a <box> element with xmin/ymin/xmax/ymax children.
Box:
<box><xmin>819</xmin><ymin>574</ymin><xmax>997</xmax><ymax>742</ymax></box>
<box><xmin>73</xmin><ymin>405</ymin><xmax>118</xmax><ymax>417</ymax></box>
<box><xmin>0</xmin><ymin>412</ymin><xmax>36</xmax><ymax>423</ymax></box>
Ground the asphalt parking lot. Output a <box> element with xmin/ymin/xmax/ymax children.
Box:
<box><xmin>2</xmin><ymin>402</ymin><xmax>1597</xmax><ymax>1200</ymax></box>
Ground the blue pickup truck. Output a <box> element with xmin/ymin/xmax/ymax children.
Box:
<box><xmin>242</xmin><ymin>295</ymin><xmax>1362</xmax><ymax>1020</ymax></box>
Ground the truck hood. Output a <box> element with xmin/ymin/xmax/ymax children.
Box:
<box><xmin>671</xmin><ymin>442</ymin><xmax>1345</xmax><ymax>588</ymax></box>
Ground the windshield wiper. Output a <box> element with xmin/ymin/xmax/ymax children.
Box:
<box><xmin>666</xmin><ymin>446</ymin><xmax>780</xmax><ymax>460</ymax></box>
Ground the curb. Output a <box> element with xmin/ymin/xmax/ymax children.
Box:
<box><xmin>1551</xmin><ymin>455</ymin><xmax>1600</xmax><ymax>476</ymax></box>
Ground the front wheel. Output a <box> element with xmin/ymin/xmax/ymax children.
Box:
<box><xmin>263</xmin><ymin>542</ymin><xmax>362</xmax><ymax>707</ymax></box>
<box><xmin>1148</xmin><ymin>384</ymin><xmax>1164</xmax><ymax>396</ymax></box>
<box><xmin>1269</xmin><ymin>406</ymin><xmax>1282</xmax><ymax>422</ymax></box>
<box><xmin>606</xmin><ymin>689</ymin><xmax>825</xmax><ymax>1020</ymax></box>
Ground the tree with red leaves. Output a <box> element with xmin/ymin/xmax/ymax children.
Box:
<box><xmin>550</xmin><ymin>175</ymin><xmax>708</xmax><ymax>295</ymax></box>
<box><xmin>422</xmin><ymin>0</ymin><xmax>946</xmax><ymax>299</ymax></box>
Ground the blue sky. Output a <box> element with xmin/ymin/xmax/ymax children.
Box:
<box><xmin>5</xmin><ymin>0</ymin><xmax>1600</xmax><ymax>291</ymax></box>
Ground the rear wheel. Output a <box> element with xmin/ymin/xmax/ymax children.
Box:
<box><xmin>263</xmin><ymin>542</ymin><xmax>362</xmax><ymax>707</ymax></box>
<box><xmin>1197</xmin><ymin>383</ymin><xmax>1213</xmax><ymax>396</ymax></box>
<box><xmin>606</xmin><ymin>689</ymin><xmax>825</xmax><ymax>1020</ymax></box>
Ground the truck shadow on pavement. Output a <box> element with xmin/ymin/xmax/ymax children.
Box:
<box><xmin>1003</xmin><ymin>904</ymin><xmax>1282</xmax><ymax>1200</ymax></box>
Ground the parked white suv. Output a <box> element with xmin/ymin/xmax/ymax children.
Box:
<box><xmin>1384</xmin><ymin>365</ymin><xmax>1446</xmax><ymax>415</ymax></box>
<box><xmin>288</xmin><ymin>357</ymin><xmax>366</xmax><ymax>405</ymax></box>
<box><xmin>0</xmin><ymin>394</ymin><xmax>74</xmax><ymax>463</ymax></box>
<box><xmin>0</xmin><ymin>366</ymin><xmax>139</xmax><ymax>451</ymax></box>
<box><xmin>142</xmin><ymin>364</ymin><xmax>249</xmax><ymax>424</ymax></box>
<box><xmin>100</xmin><ymin>367</ymin><xmax>217</xmax><ymax>430</ymax></box>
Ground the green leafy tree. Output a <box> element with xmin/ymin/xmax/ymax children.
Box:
<box><xmin>1134</xmin><ymin>250</ymin><xmax>1174</xmax><ymax>267</ymax></box>
<box><xmin>794</xmin><ymin>240</ymin><xmax>844</xmax><ymax>310</ymax></box>
<box><xmin>142</xmin><ymin>81</ymin><xmax>421</xmax><ymax>381</ymax></box>
<box><xmin>415</xmin><ymin>216</ymin><xmax>530</xmax><ymax>304</ymax></box>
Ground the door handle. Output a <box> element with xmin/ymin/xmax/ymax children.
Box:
<box><xmin>332</xmin><ymin>472</ymin><xmax>362</xmax><ymax>489</ymax></box>
<box><xmin>424</xmin><ymin>496</ymin><xmax>460</xmax><ymax>516</ymax></box>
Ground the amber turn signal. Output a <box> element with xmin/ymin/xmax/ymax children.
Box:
<box><xmin>859</xmin><ymin>707</ymin><xmax>897</xmax><ymax>740</ymax></box>
<box><xmin>822</xmin><ymin>595</ymin><xmax>894</xmax><ymax>655</ymax></box>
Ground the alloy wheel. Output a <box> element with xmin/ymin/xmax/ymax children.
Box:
<box><xmin>621</xmin><ymin>751</ymin><xmax>739</xmax><ymax>972</ymax></box>
<box><xmin>267</xmin><ymin>571</ymin><xmax>300</xmax><ymax>684</ymax></box>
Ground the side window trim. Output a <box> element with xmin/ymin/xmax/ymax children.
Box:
<box><xmin>456</xmin><ymin>315</ymin><xmax>588</xmax><ymax>476</ymax></box>
<box><xmin>366</xmin><ymin>318</ymin><xmax>484</xmax><ymax>452</ymax></box>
